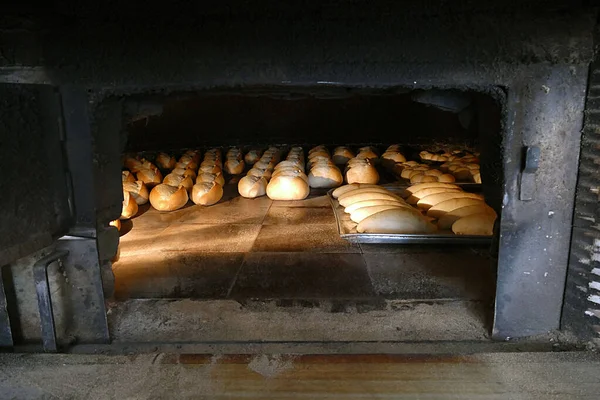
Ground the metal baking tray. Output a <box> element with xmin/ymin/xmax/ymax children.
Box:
<box><xmin>327</xmin><ymin>187</ymin><xmax>492</xmax><ymax>245</ymax></box>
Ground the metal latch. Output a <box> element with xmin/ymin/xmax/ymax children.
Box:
<box><xmin>519</xmin><ymin>146</ymin><xmax>540</xmax><ymax>201</ymax></box>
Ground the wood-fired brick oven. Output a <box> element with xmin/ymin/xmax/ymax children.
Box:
<box><xmin>0</xmin><ymin>0</ymin><xmax>599</xmax><ymax>351</ymax></box>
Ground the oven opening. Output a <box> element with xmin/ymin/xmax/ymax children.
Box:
<box><xmin>108</xmin><ymin>86</ymin><xmax>504</xmax><ymax>342</ymax></box>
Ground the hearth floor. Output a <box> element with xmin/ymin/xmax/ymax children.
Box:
<box><xmin>112</xmin><ymin>184</ymin><xmax>495</xmax><ymax>303</ymax></box>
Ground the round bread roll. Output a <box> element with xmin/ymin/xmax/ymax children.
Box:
<box><xmin>172</xmin><ymin>167</ymin><xmax>197</xmax><ymax>180</ymax></box>
<box><xmin>426</xmin><ymin>198</ymin><xmax>486</xmax><ymax>218</ymax></box>
<box><xmin>346</xmin><ymin>163</ymin><xmax>379</xmax><ymax>184</ymax></box>
<box><xmin>410</xmin><ymin>174</ymin><xmax>438</xmax><ymax>184</ymax></box>
<box><xmin>357</xmin><ymin>208</ymin><xmax>437</xmax><ymax>234</ymax></box>
<box><xmin>175</xmin><ymin>160</ymin><xmax>198</xmax><ymax>171</ymax></box>
<box><xmin>120</xmin><ymin>190</ymin><xmax>138</xmax><ymax>219</ymax></box>
<box><xmin>156</xmin><ymin>153</ymin><xmax>176</xmax><ymax>170</ymax></box>
<box><xmin>424</xmin><ymin>169</ymin><xmax>443</xmax><ymax>177</ymax></box>
<box><xmin>308</xmin><ymin>165</ymin><xmax>343</xmax><ymax>188</ymax></box>
<box><xmin>136</xmin><ymin>167</ymin><xmax>163</xmax><ymax>187</ymax></box>
<box><xmin>124</xmin><ymin>157</ymin><xmax>142</xmax><ymax>172</ymax></box>
<box><xmin>266</xmin><ymin>173</ymin><xmax>310</xmax><ymax>200</ymax></box>
<box><xmin>196</xmin><ymin>172</ymin><xmax>225</xmax><ymax>187</ymax></box>
<box><xmin>225</xmin><ymin>159</ymin><xmax>245</xmax><ymax>175</ymax></box>
<box><xmin>381</xmin><ymin>152</ymin><xmax>407</xmax><ymax>163</ymax></box>
<box><xmin>438</xmin><ymin>174</ymin><xmax>456</xmax><ymax>183</ymax></box>
<box><xmin>191</xmin><ymin>182</ymin><xmax>224</xmax><ymax>206</ymax></box>
<box><xmin>122</xmin><ymin>170</ymin><xmax>136</xmax><ymax>183</ymax></box>
<box><xmin>417</xmin><ymin>192</ymin><xmax>484</xmax><ymax>210</ymax></box>
<box><xmin>149</xmin><ymin>184</ymin><xmax>189</xmax><ymax>211</ymax></box>
<box><xmin>122</xmin><ymin>181</ymin><xmax>149</xmax><ymax>205</ymax></box>
<box><xmin>181</xmin><ymin>150</ymin><xmax>202</xmax><ymax>164</ymax></box>
<box><xmin>199</xmin><ymin>164</ymin><xmax>222</xmax><ymax>175</ymax></box>
<box><xmin>438</xmin><ymin>204</ymin><xmax>496</xmax><ymax>230</ymax></box>
<box><xmin>163</xmin><ymin>173</ymin><xmax>194</xmax><ymax>192</ymax></box>
<box><xmin>332</xmin><ymin>147</ymin><xmax>355</xmax><ymax>165</ymax></box>
<box><xmin>275</xmin><ymin>160</ymin><xmax>303</xmax><ymax>171</ymax></box>
<box><xmin>452</xmin><ymin>212</ymin><xmax>496</xmax><ymax>235</ymax></box>
<box><xmin>244</xmin><ymin>149</ymin><xmax>262</xmax><ymax>165</ymax></box>
<box><xmin>238</xmin><ymin>175</ymin><xmax>268</xmax><ymax>198</ymax></box>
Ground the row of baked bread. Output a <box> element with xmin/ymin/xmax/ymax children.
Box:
<box><xmin>238</xmin><ymin>147</ymin><xmax>280</xmax><ymax>198</ymax></box>
<box><xmin>266</xmin><ymin>147</ymin><xmax>310</xmax><ymax>200</ymax></box>
<box><xmin>332</xmin><ymin>182</ymin><xmax>496</xmax><ymax>235</ymax></box>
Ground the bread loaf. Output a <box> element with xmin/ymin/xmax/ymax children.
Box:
<box><xmin>339</xmin><ymin>191</ymin><xmax>403</xmax><ymax>208</ymax></box>
<box><xmin>308</xmin><ymin>165</ymin><xmax>343</xmax><ymax>188</ymax></box>
<box><xmin>417</xmin><ymin>192</ymin><xmax>483</xmax><ymax>210</ymax></box>
<box><xmin>452</xmin><ymin>212</ymin><xmax>496</xmax><ymax>235</ymax></box>
<box><xmin>224</xmin><ymin>158</ymin><xmax>245</xmax><ymax>175</ymax></box>
<box><xmin>266</xmin><ymin>173</ymin><xmax>310</xmax><ymax>200</ymax></box>
<box><xmin>337</xmin><ymin>187</ymin><xmax>398</xmax><ymax>202</ymax></box>
<box><xmin>357</xmin><ymin>208</ymin><xmax>437</xmax><ymax>234</ymax></box>
<box><xmin>163</xmin><ymin>173</ymin><xmax>194</xmax><ymax>192</ymax></box>
<box><xmin>123</xmin><ymin>181</ymin><xmax>150</xmax><ymax>205</ymax></box>
<box><xmin>136</xmin><ymin>167</ymin><xmax>163</xmax><ymax>187</ymax></box>
<box><xmin>122</xmin><ymin>170</ymin><xmax>136</xmax><ymax>183</ymax></box>
<box><xmin>345</xmin><ymin>160</ymin><xmax>379</xmax><ymax>184</ymax></box>
<box><xmin>149</xmin><ymin>184</ymin><xmax>189</xmax><ymax>211</ymax></box>
<box><xmin>238</xmin><ymin>175</ymin><xmax>268</xmax><ymax>198</ymax></box>
<box><xmin>407</xmin><ymin>187</ymin><xmax>462</xmax><ymax>204</ymax></box>
<box><xmin>244</xmin><ymin>149</ymin><xmax>262</xmax><ymax>165</ymax></box>
<box><xmin>332</xmin><ymin>147</ymin><xmax>354</xmax><ymax>165</ymax></box>
<box><xmin>350</xmin><ymin>204</ymin><xmax>406</xmax><ymax>223</ymax></box>
<box><xmin>426</xmin><ymin>198</ymin><xmax>486</xmax><ymax>218</ymax></box>
<box><xmin>438</xmin><ymin>204</ymin><xmax>496</xmax><ymax>230</ymax></box>
<box><xmin>404</xmin><ymin>182</ymin><xmax>461</xmax><ymax>196</ymax></box>
<box><xmin>196</xmin><ymin>172</ymin><xmax>225</xmax><ymax>187</ymax></box>
<box><xmin>332</xmin><ymin>183</ymin><xmax>379</xmax><ymax>198</ymax></box>
<box><xmin>172</xmin><ymin>167</ymin><xmax>197</xmax><ymax>180</ymax></box>
<box><xmin>156</xmin><ymin>153</ymin><xmax>177</xmax><ymax>170</ymax></box>
<box><xmin>120</xmin><ymin>190</ymin><xmax>138</xmax><ymax>219</ymax></box>
<box><xmin>191</xmin><ymin>181</ymin><xmax>224</xmax><ymax>206</ymax></box>
<box><xmin>344</xmin><ymin>198</ymin><xmax>406</xmax><ymax>214</ymax></box>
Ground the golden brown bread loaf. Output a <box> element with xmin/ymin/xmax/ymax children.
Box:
<box><xmin>344</xmin><ymin>198</ymin><xmax>406</xmax><ymax>214</ymax></box>
<box><xmin>452</xmin><ymin>212</ymin><xmax>496</xmax><ymax>235</ymax></box>
<box><xmin>149</xmin><ymin>184</ymin><xmax>189</xmax><ymax>211</ymax></box>
<box><xmin>196</xmin><ymin>172</ymin><xmax>225</xmax><ymax>187</ymax></box>
<box><xmin>156</xmin><ymin>153</ymin><xmax>177</xmax><ymax>170</ymax></box>
<box><xmin>345</xmin><ymin>159</ymin><xmax>379</xmax><ymax>184</ymax></box>
<box><xmin>136</xmin><ymin>167</ymin><xmax>163</xmax><ymax>187</ymax></box>
<box><xmin>122</xmin><ymin>181</ymin><xmax>149</xmax><ymax>205</ymax></box>
<box><xmin>417</xmin><ymin>192</ymin><xmax>484</xmax><ymax>210</ymax></box>
<box><xmin>266</xmin><ymin>173</ymin><xmax>310</xmax><ymax>200</ymax></box>
<box><xmin>238</xmin><ymin>175</ymin><xmax>268</xmax><ymax>198</ymax></box>
<box><xmin>332</xmin><ymin>183</ymin><xmax>380</xmax><ymax>198</ymax></box>
<box><xmin>163</xmin><ymin>173</ymin><xmax>194</xmax><ymax>192</ymax></box>
<box><xmin>438</xmin><ymin>204</ymin><xmax>496</xmax><ymax>230</ymax></box>
<box><xmin>350</xmin><ymin>204</ymin><xmax>407</xmax><ymax>223</ymax></box>
<box><xmin>122</xmin><ymin>170</ymin><xmax>136</xmax><ymax>183</ymax></box>
<box><xmin>244</xmin><ymin>149</ymin><xmax>263</xmax><ymax>165</ymax></box>
<box><xmin>191</xmin><ymin>181</ymin><xmax>224</xmax><ymax>206</ymax></box>
<box><xmin>426</xmin><ymin>198</ymin><xmax>486</xmax><ymax>218</ymax></box>
<box><xmin>339</xmin><ymin>191</ymin><xmax>403</xmax><ymax>208</ymax></box>
<box><xmin>332</xmin><ymin>147</ymin><xmax>355</xmax><ymax>165</ymax></box>
<box><xmin>120</xmin><ymin>190</ymin><xmax>138</xmax><ymax>219</ymax></box>
<box><xmin>357</xmin><ymin>208</ymin><xmax>437</xmax><ymax>234</ymax></box>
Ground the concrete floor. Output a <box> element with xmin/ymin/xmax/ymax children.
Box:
<box><xmin>1</xmin><ymin>351</ymin><xmax>599</xmax><ymax>399</ymax></box>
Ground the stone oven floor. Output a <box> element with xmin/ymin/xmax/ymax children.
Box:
<box><xmin>113</xmin><ymin>185</ymin><xmax>494</xmax><ymax>302</ymax></box>
<box><xmin>109</xmin><ymin>185</ymin><xmax>496</xmax><ymax>343</ymax></box>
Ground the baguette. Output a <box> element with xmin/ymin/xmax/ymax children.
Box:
<box><xmin>332</xmin><ymin>183</ymin><xmax>379</xmax><ymax>198</ymax></box>
<box><xmin>350</xmin><ymin>205</ymin><xmax>407</xmax><ymax>223</ymax></box>
<box><xmin>438</xmin><ymin>204</ymin><xmax>496</xmax><ymax>230</ymax></box>
<box><xmin>417</xmin><ymin>192</ymin><xmax>483</xmax><ymax>210</ymax></box>
<box><xmin>426</xmin><ymin>198</ymin><xmax>486</xmax><ymax>218</ymax></box>
<box><xmin>344</xmin><ymin>198</ymin><xmax>406</xmax><ymax>214</ymax></box>
<box><xmin>403</xmin><ymin>182</ymin><xmax>460</xmax><ymax>197</ymax></box>
<box><xmin>407</xmin><ymin>187</ymin><xmax>462</xmax><ymax>204</ymax></box>
<box><xmin>357</xmin><ymin>208</ymin><xmax>437</xmax><ymax>234</ymax></box>
<box><xmin>452</xmin><ymin>212</ymin><xmax>496</xmax><ymax>235</ymax></box>
<box><xmin>339</xmin><ymin>191</ymin><xmax>403</xmax><ymax>208</ymax></box>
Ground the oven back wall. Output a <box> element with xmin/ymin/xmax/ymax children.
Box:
<box><xmin>125</xmin><ymin>91</ymin><xmax>477</xmax><ymax>151</ymax></box>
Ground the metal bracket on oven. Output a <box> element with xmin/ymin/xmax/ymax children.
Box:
<box><xmin>519</xmin><ymin>146</ymin><xmax>540</xmax><ymax>201</ymax></box>
<box><xmin>33</xmin><ymin>250</ymin><xmax>69</xmax><ymax>352</ymax></box>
